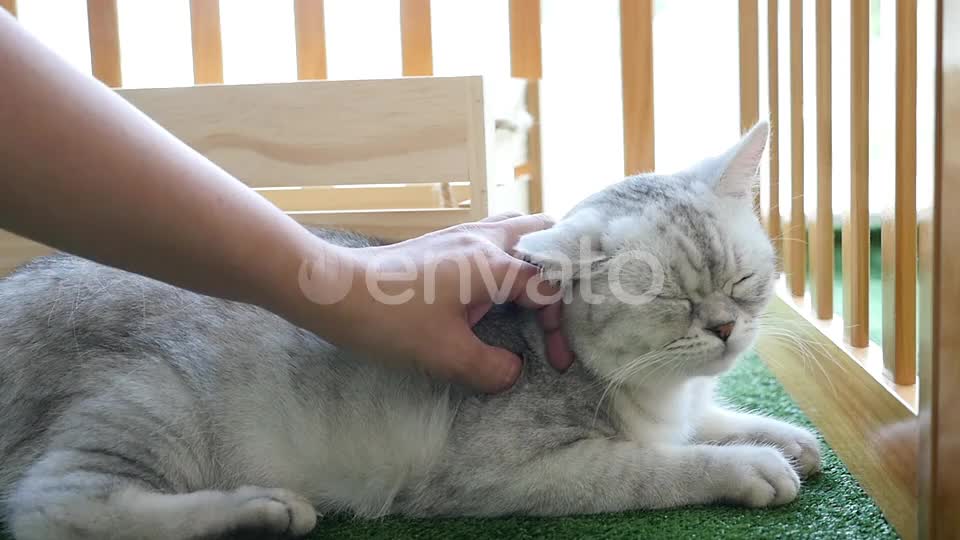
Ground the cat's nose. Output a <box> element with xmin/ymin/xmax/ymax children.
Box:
<box><xmin>707</xmin><ymin>321</ymin><xmax>735</xmax><ymax>342</ymax></box>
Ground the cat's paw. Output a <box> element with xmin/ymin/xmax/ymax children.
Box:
<box><xmin>230</xmin><ymin>486</ymin><xmax>318</xmax><ymax>538</ymax></box>
<box><xmin>721</xmin><ymin>446</ymin><xmax>801</xmax><ymax>508</ymax></box>
<box><xmin>750</xmin><ymin>422</ymin><xmax>822</xmax><ymax>477</ymax></box>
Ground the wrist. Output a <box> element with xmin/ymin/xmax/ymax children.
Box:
<box><xmin>259</xmin><ymin>232</ymin><xmax>367</xmax><ymax>338</ymax></box>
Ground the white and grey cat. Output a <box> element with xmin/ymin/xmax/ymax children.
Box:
<box><xmin>0</xmin><ymin>121</ymin><xmax>820</xmax><ymax>540</ymax></box>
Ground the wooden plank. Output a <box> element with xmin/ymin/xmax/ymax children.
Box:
<box><xmin>738</xmin><ymin>0</ymin><xmax>760</xmax><ymax>214</ymax></box>
<box><xmin>294</xmin><ymin>0</ymin><xmax>327</xmax><ymax>80</ymax></box>
<box><xmin>86</xmin><ymin>0</ymin><xmax>122</xmax><ymax>88</ymax></box>
<box><xmin>115</xmin><ymin>77</ymin><xmax>481</xmax><ymax>187</ymax></box>
<box><xmin>509</xmin><ymin>0</ymin><xmax>542</xmax><ymax>79</ymax></box>
<box><xmin>882</xmin><ymin>0</ymin><xmax>917</xmax><ymax>386</ymax></box>
<box><xmin>523</xmin><ymin>80</ymin><xmax>543</xmax><ymax>213</ymax></box>
<box><xmin>620</xmin><ymin>0</ymin><xmax>655</xmax><ymax>174</ymax></box>
<box><xmin>466</xmin><ymin>76</ymin><xmax>492</xmax><ymax>218</ymax></box>
<box><xmin>293</xmin><ymin>208</ymin><xmax>474</xmax><ymax>240</ymax></box>
<box><xmin>918</xmin><ymin>1</ymin><xmax>960</xmax><ymax>534</ymax></box>
<box><xmin>844</xmin><ymin>0</ymin><xmax>871</xmax><ymax>347</ymax></box>
<box><xmin>1</xmin><ymin>0</ymin><xmax>16</xmax><ymax>16</ymax></box>
<box><xmin>767</xmin><ymin>0</ymin><xmax>782</xmax><ymax>259</ymax></box>
<box><xmin>756</xmin><ymin>292</ymin><xmax>917</xmax><ymax>540</ymax></box>
<box><xmin>811</xmin><ymin>0</ymin><xmax>833</xmax><ymax>319</ymax></box>
<box><xmin>509</xmin><ymin>1</ymin><xmax>543</xmax><ymax>213</ymax></box>
<box><xmin>189</xmin><ymin>0</ymin><xmax>223</xmax><ymax>84</ymax></box>
<box><xmin>787</xmin><ymin>0</ymin><xmax>806</xmax><ymax>297</ymax></box>
<box><xmin>400</xmin><ymin>0</ymin><xmax>433</xmax><ymax>76</ymax></box>
<box><xmin>0</xmin><ymin>232</ymin><xmax>53</xmax><ymax>277</ymax></box>
<box><xmin>255</xmin><ymin>184</ymin><xmax>470</xmax><ymax>212</ymax></box>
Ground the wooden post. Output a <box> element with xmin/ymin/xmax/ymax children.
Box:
<box><xmin>400</xmin><ymin>0</ymin><xmax>433</xmax><ymax>77</ymax></box>
<box><xmin>767</xmin><ymin>0</ymin><xmax>782</xmax><ymax>260</ymax></box>
<box><xmin>189</xmin><ymin>0</ymin><xmax>223</xmax><ymax>84</ymax></box>
<box><xmin>918</xmin><ymin>1</ymin><xmax>960</xmax><ymax>533</ymax></box>
<box><xmin>811</xmin><ymin>0</ymin><xmax>833</xmax><ymax>319</ymax></box>
<box><xmin>86</xmin><ymin>0</ymin><xmax>122</xmax><ymax>88</ymax></box>
<box><xmin>294</xmin><ymin>0</ymin><xmax>327</xmax><ymax>80</ymax></box>
<box><xmin>787</xmin><ymin>0</ymin><xmax>806</xmax><ymax>297</ymax></box>
<box><xmin>510</xmin><ymin>0</ymin><xmax>544</xmax><ymax>214</ymax></box>
<box><xmin>738</xmin><ymin>0</ymin><xmax>760</xmax><ymax>215</ymax></box>
<box><xmin>844</xmin><ymin>0</ymin><xmax>871</xmax><ymax>347</ymax></box>
<box><xmin>620</xmin><ymin>0</ymin><xmax>655</xmax><ymax>174</ymax></box>
<box><xmin>882</xmin><ymin>0</ymin><xmax>917</xmax><ymax>386</ymax></box>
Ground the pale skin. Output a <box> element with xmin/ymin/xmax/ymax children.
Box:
<box><xmin>0</xmin><ymin>11</ymin><xmax>572</xmax><ymax>394</ymax></box>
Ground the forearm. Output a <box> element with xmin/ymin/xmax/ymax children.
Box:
<box><xmin>0</xmin><ymin>12</ymin><xmax>320</xmax><ymax>312</ymax></box>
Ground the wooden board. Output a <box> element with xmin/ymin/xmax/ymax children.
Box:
<box><xmin>115</xmin><ymin>77</ymin><xmax>486</xmax><ymax>188</ymax></box>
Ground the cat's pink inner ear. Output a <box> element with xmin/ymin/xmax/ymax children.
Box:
<box><xmin>715</xmin><ymin>120</ymin><xmax>769</xmax><ymax>199</ymax></box>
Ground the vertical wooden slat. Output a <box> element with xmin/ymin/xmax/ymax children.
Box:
<box><xmin>0</xmin><ymin>0</ymin><xmax>16</xmax><ymax>16</ymax></box>
<box><xmin>882</xmin><ymin>0</ymin><xmax>917</xmax><ymax>385</ymax></box>
<box><xmin>86</xmin><ymin>0</ymin><xmax>122</xmax><ymax>88</ymax></box>
<box><xmin>811</xmin><ymin>0</ymin><xmax>833</xmax><ymax>319</ymax></box>
<box><xmin>510</xmin><ymin>0</ymin><xmax>542</xmax><ymax>80</ymax></box>
<box><xmin>294</xmin><ymin>0</ymin><xmax>327</xmax><ymax>80</ymax></box>
<box><xmin>620</xmin><ymin>0</ymin><xmax>655</xmax><ymax>174</ymax></box>
<box><xmin>844</xmin><ymin>0</ymin><xmax>871</xmax><ymax>347</ymax></box>
<box><xmin>739</xmin><ymin>0</ymin><xmax>760</xmax><ymax>214</ymax></box>
<box><xmin>189</xmin><ymin>0</ymin><xmax>223</xmax><ymax>85</ymax></box>
<box><xmin>400</xmin><ymin>0</ymin><xmax>433</xmax><ymax>77</ymax></box>
<box><xmin>510</xmin><ymin>0</ymin><xmax>544</xmax><ymax>214</ymax></box>
<box><xmin>919</xmin><ymin>1</ymin><xmax>960</xmax><ymax>532</ymax></box>
<box><xmin>767</xmin><ymin>0</ymin><xmax>782</xmax><ymax>259</ymax></box>
<box><xmin>787</xmin><ymin>0</ymin><xmax>806</xmax><ymax>297</ymax></box>
<box><xmin>523</xmin><ymin>81</ymin><xmax>544</xmax><ymax>213</ymax></box>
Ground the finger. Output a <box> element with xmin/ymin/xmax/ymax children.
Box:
<box><xmin>479</xmin><ymin>211</ymin><xmax>523</xmax><ymax>223</ymax></box>
<box><xmin>440</xmin><ymin>324</ymin><xmax>522</xmax><ymax>393</ymax></box>
<box><xmin>467</xmin><ymin>301</ymin><xmax>492</xmax><ymax>326</ymax></box>
<box><xmin>544</xmin><ymin>329</ymin><xmax>574</xmax><ymax>372</ymax></box>
<box><xmin>536</xmin><ymin>302</ymin><xmax>563</xmax><ymax>332</ymax></box>
<box><xmin>476</xmin><ymin>213</ymin><xmax>555</xmax><ymax>251</ymax></box>
<box><xmin>497</xmin><ymin>257</ymin><xmax>562</xmax><ymax>309</ymax></box>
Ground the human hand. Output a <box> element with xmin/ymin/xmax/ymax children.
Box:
<box><xmin>294</xmin><ymin>213</ymin><xmax>574</xmax><ymax>393</ymax></box>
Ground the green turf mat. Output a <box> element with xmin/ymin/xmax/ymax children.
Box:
<box><xmin>830</xmin><ymin>227</ymin><xmax>884</xmax><ymax>345</ymax></box>
<box><xmin>309</xmin><ymin>354</ymin><xmax>897</xmax><ymax>540</ymax></box>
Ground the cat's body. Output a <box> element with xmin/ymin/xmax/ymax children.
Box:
<box><xmin>0</xmin><ymin>122</ymin><xmax>821</xmax><ymax>540</ymax></box>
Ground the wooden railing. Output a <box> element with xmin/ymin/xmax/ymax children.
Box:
<box><xmin>743</xmin><ymin>0</ymin><xmax>959</xmax><ymax>538</ymax></box>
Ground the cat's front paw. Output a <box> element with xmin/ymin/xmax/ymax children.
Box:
<box><xmin>751</xmin><ymin>422</ymin><xmax>822</xmax><ymax>478</ymax></box>
<box><xmin>230</xmin><ymin>486</ymin><xmax>318</xmax><ymax>538</ymax></box>
<box><xmin>720</xmin><ymin>446</ymin><xmax>801</xmax><ymax>508</ymax></box>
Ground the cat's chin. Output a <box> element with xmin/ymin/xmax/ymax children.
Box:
<box><xmin>700</xmin><ymin>352</ymin><xmax>740</xmax><ymax>376</ymax></box>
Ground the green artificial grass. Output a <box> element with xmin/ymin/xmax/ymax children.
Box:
<box><xmin>829</xmin><ymin>227</ymin><xmax>885</xmax><ymax>345</ymax></box>
<box><xmin>310</xmin><ymin>354</ymin><xmax>896</xmax><ymax>540</ymax></box>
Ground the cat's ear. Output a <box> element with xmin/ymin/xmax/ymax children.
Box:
<box><xmin>713</xmin><ymin>120</ymin><xmax>768</xmax><ymax>199</ymax></box>
<box><xmin>513</xmin><ymin>208</ymin><xmax>609</xmax><ymax>285</ymax></box>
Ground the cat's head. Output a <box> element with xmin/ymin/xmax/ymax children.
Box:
<box><xmin>516</xmin><ymin>121</ymin><xmax>776</xmax><ymax>384</ymax></box>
